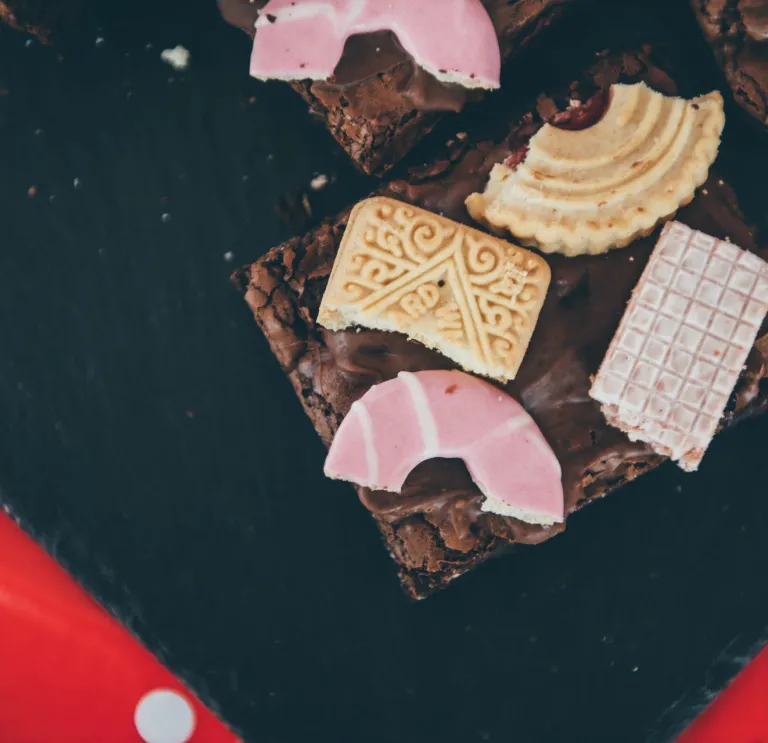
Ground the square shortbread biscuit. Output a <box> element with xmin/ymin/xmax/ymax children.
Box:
<box><xmin>318</xmin><ymin>197</ymin><xmax>551</xmax><ymax>381</ymax></box>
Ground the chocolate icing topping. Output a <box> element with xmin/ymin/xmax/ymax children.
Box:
<box><xmin>235</xmin><ymin>49</ymin><xmax>768</xmax><ymax>591</ymax></box>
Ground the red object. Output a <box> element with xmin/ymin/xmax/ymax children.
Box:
<box><xmin>1</xmin><ymin>510</ymin><xmax>767</xmax><ymax>743</ymax></box>
<box><xmin>0</xmin><ymin>512</ymin><xmax>239</xmax><ymax>743</ymax></box>
<box><xmin>678</xmin><ymin>643</ymin><xmax>768</xmax><ymax>743</ymax></box>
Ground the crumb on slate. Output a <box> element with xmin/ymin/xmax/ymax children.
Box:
<box><xmin>310</xmin><ymin>174</ymin><xmax>329</xmax><ymax>191</ymax></box>
<box><xmin>161</xmin><ymin>213</ymin><xmax>172</xmax><ymax>223</ymax></box>
<box><xmin>73</xmin><ymin>177</ymin><xmax>82</xmax><ymax>189</ymax></box>
<box><xmin>27</xmin><ymin>186</ymin><xmax>37</xmax><ymax>197</ymax></box>
<box><xmin>95</xmin><ymin>37</ymin><xmax>105</xmax><ymax>48</ymax></box>
<box><xmin>161</xmin><ymin>45</ymin><xmax>191</xmax><ymax>71</ymax></box>
<box><xmin>224</xmin><ymin>251</ymin><xmax>235</xmax><ymax>262</ymax></box>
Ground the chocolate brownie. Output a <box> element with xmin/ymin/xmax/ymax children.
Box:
<box><xmin>217</xmin><ymin>0</ymin><xmax>576</xmax><ymax>175</ymax></box>
<box><xmin>692</xmin><ymin>0</ymin><xmax>768</xmax><ymax>127</ymax></box>
<box><xmin>233</xmin><ymin>49</ymin><xmax>768</xmax><ymax>599</ymax></box>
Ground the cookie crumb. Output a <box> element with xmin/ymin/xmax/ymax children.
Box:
<box><xmin>161</xmin><ymin>212</ymin><xmax>172</xmax><ymax>223</ymax></box>
<box><xmin>73</xmin><ymin>177</ymin><xmax>82</xmax><ymax>189</ymax></box>
<box><xmin>27</xmin><ymin>186</ymin><xmax>37</xmax><ymax>197</ymax></box>
<box><xmin>628</xmin><ymin>256</ymin><xmax>634</xmax><ymax>262</ymax></box>
<box><xmin>95</xmin><ymin>37</ymin><xmax>106</xmax><ymax>48</ymax></box>
<box><xmin>310</xmin><ymin>174</ymin><xmax>329</xmax><ymax>191</ymax></box>
<box><xmin>701</xmin><ymin>188</ymin><xmax>708</xmax><ymax>195</ymax></box>
<box><xmin>717</xmin><ymin>179</ymin><xmax>724</xmax><ymax>186</ymax></box>
<box><xmin>224</xmin><ymin>251</ymin><xmax>235</xmax><ymax>262</ymax></box>
<box><xmin>161</xmin><ymin>45</ymin><xmax>190</xmax><ymax>71</ymax></box>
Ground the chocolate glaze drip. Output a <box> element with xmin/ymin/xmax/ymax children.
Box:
<box><xmin>236</xmin><ymin>50</ymin><xmax>768</xmax><ymax>578</ymax></box>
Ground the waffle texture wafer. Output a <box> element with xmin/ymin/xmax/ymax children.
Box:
<box><xmin>317</xmin><ymin>197</ymin><xmax>551</xmax><ymax>381</ymax></box>
<box><xmin>590</xmin><ymin>221</ymin><xmax>768</xmax><ymax>471</ymax></box>
<box><xmin>466</xmin><ymin>83</ymin><xmax>725</xmax><ymax>256</ymax></box>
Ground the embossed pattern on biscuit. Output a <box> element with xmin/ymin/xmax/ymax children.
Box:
<box><xmin>466</xmin><ymin>82</ymin><xmax>725</xmax><ymax>257</ymax></box>
<box><xmin>318</xmin><ymin>197</ymin><xmax>551</xmax><ymax>381</ymax></box>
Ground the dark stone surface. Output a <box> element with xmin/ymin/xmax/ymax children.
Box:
<box><xmin>1</xmin><ymin>1</ymin><xmax>767</xmax><ymax>742</ymax></box>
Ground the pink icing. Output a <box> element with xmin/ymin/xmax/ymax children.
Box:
<box><xmin>324</xmin><ymin>370</ymin><xmax>564</xmax><ymax>525</ymax></box>
<box><xmin>250</xmin><ymin>0</ymin><xmax>501</xmax><ymax>90</ymax></box>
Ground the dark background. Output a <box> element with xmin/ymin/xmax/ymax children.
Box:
<box><xmin>1</xmin><ymin>1</ymin><xmax>767</xmax><ymax>741</ymax></box>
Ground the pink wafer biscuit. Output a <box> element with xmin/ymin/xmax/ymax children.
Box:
<box><xmin>324</xmin><ymin>370</ymin><xmax>564</xmax><ymax>526</ymax></box>
<box><xmin>250</xmin><ymin>0</ymin><xmax>501</xmax><ymax>90</ymax></box>
<box><xmin>590</xmin><ymin>221</ymin><xmax>768</xmax><ymax>471</ymax></box>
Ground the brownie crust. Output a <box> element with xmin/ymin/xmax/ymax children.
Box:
<box><xmin>234</xmin><ymin>50</ymin><xmax>768</xmax><ymax>599</ymax></box>
<box><xmin>692</xmin><ymin>0</ymin><xmax>768</xmax><ymax>127</ymax></box>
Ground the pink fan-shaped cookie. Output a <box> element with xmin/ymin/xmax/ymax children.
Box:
<box><xmin>250</xmin><ymin>0</ymin><xmax>501</xmax><ymax>90</ymax></box>
<box><xmin>324</xmin><ymin>370</ymin><xmax>564</xmax><ymax>525</ymax></box>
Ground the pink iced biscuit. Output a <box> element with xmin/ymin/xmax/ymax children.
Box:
<box><xmin>250</xmin><ymin>0</ymin><xmax>501</xmax><ymax>90</ymax></box>
<box><xmin>324</xmin><ymin>370</ymin><xmax>564</xmax><ymax>526</ymax></box>
<box><xmin>590</xmin><ymin>221</ymin><xmax>768</xmax><ymax>471</ymax></box>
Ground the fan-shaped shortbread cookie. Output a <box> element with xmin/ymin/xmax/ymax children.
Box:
<box><xmin>466</xmin><ymin>83</ymin><xmax>725</xmax><ymax>257</ymax></box>
<box><xmin>318</xmin><ymin>197</ymin><xmax>551</xmax><ymax>382</ymax></box>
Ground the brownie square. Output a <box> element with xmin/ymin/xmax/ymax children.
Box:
<box><xmin>233</xmin><ymin>48</ymin><xmax>768</xmax><ymax>599</ymax></box>
<box><xmin>219</xmin><ymin>0</ymin><xmax>576</xmax><ymax>175</ymax></box>
<box><xmin>691</xmin><ymin>0</ymin><xmax>768</xmax><ymax>128</ymax></box>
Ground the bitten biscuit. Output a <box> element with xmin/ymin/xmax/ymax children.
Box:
<box><xmin>318</xmin><ymin>197</ymin><xmax>551</xmax><ymax>382</ymax></box>
<box><xmin>467</xmin><ymin>83</ymin><xmax>724</xmax><ymax>256</ymax></box>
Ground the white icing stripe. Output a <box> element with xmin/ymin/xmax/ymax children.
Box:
<box><xmin>505</xmin><ymin>413</ymin><xmax>533</xmax><ymax>435</ymax></box>
<box><xmin>472</xmin><ymin>412</ymin><xmax>531</xmax><ymax>449</ymax></box>
<box><xmin>399</xmin><ymin>371</ymin><xmax>439</xmax><ymax>456</ymax></box>
<box><xmin>353</xmin><ymin>401</ymin><xmax>378</xmax><ymax>485</ymax></box>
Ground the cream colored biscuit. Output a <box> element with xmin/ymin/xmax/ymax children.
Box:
<box><xmin>466</xmin><ymin>82</ymin><xmax>725</xmax><ymax>257</ymax></box>
<box><xmin>318</xmin><ymin>197</ymin><xmax>551</xmax><ymax>381</ymax></box>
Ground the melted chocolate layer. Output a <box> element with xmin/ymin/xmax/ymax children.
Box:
<box><xmin>234</xmin><ymin>50</ymin><xmax>768</xmax><ymax>598</ymax></box>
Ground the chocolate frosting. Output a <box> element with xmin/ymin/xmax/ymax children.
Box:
<box><xmin>217</xmin><ymin>0</ymin><xmax>571</xmax><ymax>113</ymax></box>
<box><xmin>236</xmin><ymin>50</ymin><xmax>768</xmax><ymax>590</ymax></box>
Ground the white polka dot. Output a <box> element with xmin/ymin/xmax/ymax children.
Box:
<box><xmin>134</xmin><ymin>689</ymin><xmax>196</xmax><ymax>743</ymax></box>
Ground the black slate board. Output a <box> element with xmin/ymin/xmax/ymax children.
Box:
<box><xmin>1</xmin><ymin>1</ymin><xmax>767</xmax><ymax>741</ymax></box>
